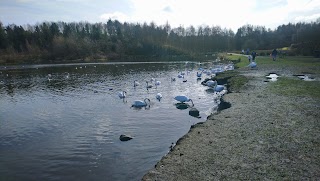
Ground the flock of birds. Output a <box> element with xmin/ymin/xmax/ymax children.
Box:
<box><xmin>115</xmin><ymin>63</ymin><xmax>234</xmax><ymax>109</ymax></box>
<box><xmin>19</xmin><ymin>62</ymin><xmax>234</xmax><ymax>110</ymax></box>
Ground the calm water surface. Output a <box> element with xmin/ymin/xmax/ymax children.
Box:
<box><xmin>0</xmin><ymin>61</ymin><xmax>228</xmax><ymax>181</ymax></box>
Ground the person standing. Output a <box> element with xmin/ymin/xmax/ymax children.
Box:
<box><xmin>251</xmin><ymin>51</ymin><xmax>256</xmax><ymax>61</ymax></box>
<box><xmin>271</xmin><ymin>49</ymin><xmax>278</xmax><ymax>61</ymax></box>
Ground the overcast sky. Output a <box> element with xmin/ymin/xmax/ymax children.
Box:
<box><xmin>1</xmin><ymin>0</ymin><xmax>320</xmax><ymax>32</ymax></box>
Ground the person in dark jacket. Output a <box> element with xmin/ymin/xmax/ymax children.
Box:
<box><xmin>251</xmin><ymin>51</ymin><xmax>256</xmax><ymax>61</ymax></box>
<box><xmin>271</xmin><ymin>49</ymin><xmax>278</xmax><ymax>61</ymax></box>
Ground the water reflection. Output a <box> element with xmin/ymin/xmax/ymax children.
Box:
<box><xmin>0</xmin><ymin>61</ymin><xmax>232</xmax><ymax>181</ymax></box>
<box><xmin>175</xmin><ymin>102</ymin><xmax>190</xmax><ymax>110</ymax></box>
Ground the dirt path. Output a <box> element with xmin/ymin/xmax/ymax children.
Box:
<box><xmin>142</xmin><ymin>66</ymin><xmax>320</xmax><ymax>180</ymax></box>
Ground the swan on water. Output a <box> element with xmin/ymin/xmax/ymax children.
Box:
<box><xmin>134</xmin><ymin>80</ymin><xmax>140</xmax><ymax>87</ymax></box>
<box><xmin>48</xmin><ymin>74</ymin><xmax>52</xmax><ymax>81</ymax></box>
<box><xmin>174</xmin><ymin>95</ymin><xmax>194</xmax><ymax>107</ymax></box>
<box><xmin>156</xmin><ymin>93</ymin><xmax>162</xmax><ymax>101</ymax></box>
<box><xmin>213</xmin><ymin>81</ymin><xmax>224</xmax><ymax>92</ymax></box>
<box><xmin>146</xmin><ymin>81</ymin><xmax>153</xmax><ymax>89</ymax></box>
<box><xmin>155</xmin><ymin>80</ymin><xmax>161</xmax><ymax>86</ymax></box>
<box><xmin>118</xmin><ymin>91</ymin><xmax>127</xmax><ymax>99</ymax></box>
<box><xmin>197</xmin><ymin>71</ymin><xmax>202</xmax><ymax>78</ymax></box>
<box><xmin>205</xmin><ymin>80</ymin><xmax>216</xmax><ymax>87</ymax></box>
<box><xmin>65</xmin><ymin>72</ymin><xmax>69</xmax><ymax>79</ymax></box>
<box><xmin>132</xmin><ymin>98</ymin><xmax>151</xmax><ymax>107</ymax></box>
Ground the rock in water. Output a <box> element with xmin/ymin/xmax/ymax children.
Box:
<box><xmin>119</xmin><ymin>134</ymin><xmax>133</xmax><ymax>141</ymax></box>
<box><xmin>189</xmin><ymin>107</ymin><xmax>200</xmax><ymax>117</ymax></box>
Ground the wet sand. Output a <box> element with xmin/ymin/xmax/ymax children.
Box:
<box><xmin>142</xmin><ymin>64</ymin><xmax>320</xmax><ymax>180</ymax></box>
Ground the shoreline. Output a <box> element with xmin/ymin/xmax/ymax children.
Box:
<box><xmin>142</xmin><ymin>65</ymin><xmax>320</xmax><ymax>180</ymax></box>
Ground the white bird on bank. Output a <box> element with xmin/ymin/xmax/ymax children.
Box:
<box><xmin>132</xmin><ymin>98</ymin><xmax>151</xmax><ymax>108</ymax></box>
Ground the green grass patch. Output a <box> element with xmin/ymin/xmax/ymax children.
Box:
<box><xmin>215</xmin><ymin>70</ymin><xmax>248</xmax><ymax>93</ymax></box>
<box><xmin>268</xmin><ymin>77</ymin><xmax>320</xmax><ymax>99</ymax></box>
<box><xmin>223</xmin><ymin>53</ymin><xmax>320</xmax><ymax>73</ymax></box>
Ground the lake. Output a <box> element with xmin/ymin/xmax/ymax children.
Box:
<box><xmin>0</xmin><ymin>61</ymin><xmax>231</xmax><ymax>181</ymax></box>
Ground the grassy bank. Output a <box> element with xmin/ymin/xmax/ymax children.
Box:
<box><xmin>223</xmin><ymin>53</ymin><xmax>320</xmax><ymax>73</ymax></box>
<box><xmin>221</xmin><ymin>53</ymin><xmax>320</xmax><ymax>99</ymax></box>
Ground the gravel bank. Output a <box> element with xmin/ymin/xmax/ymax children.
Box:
<box><xmin>142</xmin><ymin>65</ymin><xmax>320</xmax><ymax>180</ymax></box>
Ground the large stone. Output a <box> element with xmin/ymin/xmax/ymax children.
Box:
<box><xmin>189</xmin><ymin>107</ymin><xmax>200</xmax><ymax>117</ymax></box>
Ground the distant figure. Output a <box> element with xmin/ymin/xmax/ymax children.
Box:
<box><xmin>241</xmin><ymin>49</ymin><xmax>244</xmax><ymax>54</ymax></box>
<box><xmin>248</xmin><ymin>55</ymin><xmax>252</xmax><ymax>62</ymax></box>
<box><xmin>251</xmin><ymin>51</ymin><xmax>256</xmax><ymax>61</ymax></box>
<box><xmin>271</xmin><ymin>49</ymin><xmax>278</xmax><ymax>61</ymax></box>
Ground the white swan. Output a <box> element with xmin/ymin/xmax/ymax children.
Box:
<box><xmin>118</xmin><ymin>91</ymin><xmax>127</xmax><ymax>99</ymax></box>
<box><xmin>48</xmin><ymin>74</ymin><xmax>52</xmax><ymax>81</ymax></box>
<box><xmin>156</xmin><ymin>93</ymin><xmax>162</xmax><ymax>101</ymax></box>
<box><xmin>155</xmin><ymin>80</ymin><xmax>161</xmax><ymax>86</ymax></box>
<box><xmin>213</xmin><ymin>81</ymin><xmax>224</xmax><ymax>92</ymax></box>
<box><xmin>205</xmin><ymin>80</ymin><xmax>216</xmax><ymax>87</ymax></box>
<box><xmin>132</xmin><ymin>98</ymin><xmax>151</xmax><ymax>107</ymax></box>
<box><xmin>197</xmin><ymin>71</ymin><xmax>202</xmax><ymax>78</ymax></box>
<box><xmin>178</xmin><ymin>74</ymin><xmax>184</xmax><ymax>78</ymax></box>
<box><xmin>134</xmin><ymin>80</ymin><xmax>140</xmax><ymax>87</ymax></box>
<box><xmin>174</xmin><ymin>95</ymin><xmax>194</xmax><ymax>107</ymax></box>
<box><xmin>146</xmin><ymin>81</ymin><xmax>153</xmax><ymax>89</ymax></box>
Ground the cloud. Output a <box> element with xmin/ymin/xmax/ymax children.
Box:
<box><xmin>295</xmin><ymin>13</ymin><xmax>320</xmax><ymax>22</ymax></box>
<box><xmin>162</xmin><ymin>6</ymin><xmax>173</xmax><ymax>13</ymax></box>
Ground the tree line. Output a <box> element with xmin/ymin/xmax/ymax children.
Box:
<box><xmin>0</xmin><ymin>18</ymin><xmax>319</xmax><ymax>64</ymax></box>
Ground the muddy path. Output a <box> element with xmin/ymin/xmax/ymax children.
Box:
<box><xmin>142</xmin><ymin>64</ymin><xmax>320</xmax><ymax>180</ymax></box>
